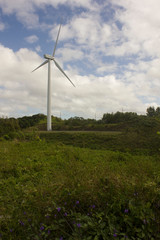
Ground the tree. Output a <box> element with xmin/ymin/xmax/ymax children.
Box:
<box><xmin>156</xmin><ymin>107</ymin><xmax>160</xmax><ymax>117</ymax></box>
<box><xmin>146</xmin><ymin>106</ymin><xmax>156</xmax><ymax>117</ymax></box>
<box><xmin>102</xmin><ymin>112</ymin><xmax>138</xmax><ymax>123</ymax></box>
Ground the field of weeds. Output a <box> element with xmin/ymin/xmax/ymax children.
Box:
<box><xmin>0</xmin><ymin>135</ymin><xmax>160</xmax><ymax>239</ymax></box>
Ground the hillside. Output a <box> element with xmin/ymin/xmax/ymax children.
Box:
<box><xmin>1</xmin><ymin>111</ymin><xmax>160</xmax><ymax>156</ymax></box>
<box><xmin>1</xmin><ymin>110</ymin><xmax>160</xmax><ymax>239</ymax></box>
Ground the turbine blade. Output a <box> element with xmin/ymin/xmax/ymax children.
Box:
<box><xmin>52</xmin><ymin>24</ymin><xmax>62</xmax><ymax>57</ymax></box>
<box><xmin>32</xmin><ymin>60</ymin><xmax>48</xmax><ymax>72</ymax></box>
<box><xmin>53</xmin><ymin>59</ymin><xmax>75</xmax><ymax>87</ymax></box>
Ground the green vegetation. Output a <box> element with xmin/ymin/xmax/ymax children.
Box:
<box><xmin>0</xmin><ymin>139</ymin><xmax>160</xmax><ymax>239</ymax></box>
<box><xmin>1</xmin><ymin>108</ymin><xmax>160</xmax><ymax>134</ymax></box>
<box><xmin>0</xmin><ymin>108</ymin><xmax>160</xmax><ymax>239</ymax></box>
<box><xmin>39</xmin><ymin>128</ymin><xmax>160</xmax><ymax>155</ymax></box>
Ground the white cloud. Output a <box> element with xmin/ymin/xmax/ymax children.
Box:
<box><xmin>25</xmin><ymin>35</ymin><xmax>38</xmax><ymax>44</ymax></box>
<box><xmin>49</xmin><ymin>13</ymin><xmax>113</xmax><ymax>69</ymax></box>
<box><xmin>57</xmin><ymin>47</ymin><xmax>84</xmax><ymax>62</ymax></box>
<box><xmin>110</xmin><ymin>0</ymin><xmax>160</xmax><ymax>58</ymax></box>
<box><xmin>97</xmin><ymin>63</ymin><xmax>118</xmax><ymax>74</ymax></box>
<box><xmin>35</xmin><ymin>45</ymin><xmax>41</xmax><ymax>52</ymax></box>
<box><xmin>50</xmin><ymin>14</ymin><xmax>112</xmax><ymax>47</ymax></box>
<box><xmin>1</xmin><ymin>0</ymin><xmax>160</xmax><ymax>117</ymax></box>
<box><xmin>0</xmin><ymin>0</ymin><xmax>98</xmax><ymax>29</ymax></box>
<box><xmin>0</xmin><ymin>44</ymin><xmax>46</xmax><ymax>116</ymax></box>
<box><xmin>33</xmin><ymin>0</ymin><xmax>97</xmax><ymax>11</ymax></box>
<box><xmin>0</xmin><ymin>44</ymin><xmax>151</xmax><ymax>118</ymax></box>
<box><xmin>0</xmin><ymin>0</ymin><xmax>39</xmax><ymax>28</ymax></box>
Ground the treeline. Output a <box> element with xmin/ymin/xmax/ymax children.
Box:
<box><xmin>102</xmin><ymin>107</ymin><xmax>160</xmax><ymax>123</ymax></box>
<box><xmin>101</xmin><ymin>111</ymin><xmax>138</xmax><ymax>123</ymax></box>
<box><xmin>0</xmin><ymin>114</ymin><xmax>46</xmax><ymax>137</ymax></box>
<box><xmin>61</xmin><ymin>110</ymin><xmax>160</xmax><ymax>132</ymax></box>
<box><xmin>1</xmin><ymin>107</ymin><xmax>160</xmax><ymax>136</ymax></box>
<box><xmin>0</xmin><ymin>118</ymin><xmax>20</xmax><ymax>136</ymax></box>
<box><xmin>146</xmin><ymin>106</ymin><xmax>160</xmax><ymax>117</ymax></box>
<box><xmin>18</xmin><ymin>114</ymin><xmax>46</xmax><ymax>128</ymax></box>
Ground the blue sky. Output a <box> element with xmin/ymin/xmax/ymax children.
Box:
<box><xmin>0</xmin><ymin>0</ymin><xmax>160</xmax><ymax>119</ymax></box>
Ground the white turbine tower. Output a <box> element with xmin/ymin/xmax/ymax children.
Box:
<box><xmin>32</xmin><ymin>24</ymin><xmax>75</xmax><ymax>131</ymax></box>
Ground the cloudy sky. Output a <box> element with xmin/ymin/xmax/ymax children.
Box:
<box><xmin>0</xmin><ymin>0</ymin><xmax>160</xmax><ymax>119</ymax></box>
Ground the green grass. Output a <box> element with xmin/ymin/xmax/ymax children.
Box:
<box><xmin>0</xmin><ymin>137</ymin><xmax>160</xmax><ymax>239</ymax></box>
<box><xmin>38</xmin><ymin>131</ymin><xmax>121</xmax><ymax>134</ymax></box>
<box><xmin>39</xmin><ymin>130</ymin><xmax>160</xmax><ymax>155</ymax></box>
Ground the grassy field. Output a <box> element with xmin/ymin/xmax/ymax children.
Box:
<box><xmin>39</xmin><ymin>130</ymin><xmax>160</xmax><ymax>155</ymax></box>
<box><xmin>38</xmin><ymin>130</ymin><xmax>122</xmax><ymax>134</ymax></box>
<box><xmin>0</xmin><ymin>131</ymin><xmax>160</xmax><ymax>239</ymax></box>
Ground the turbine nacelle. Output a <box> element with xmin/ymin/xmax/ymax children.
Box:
<box><xmin>44</xmin><ymin>54</ymin><xmax>54</xmax><ymax>60</ymax></box>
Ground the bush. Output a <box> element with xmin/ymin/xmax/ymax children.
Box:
<box><xmin>8</xmin><ymin>132</ymin><xmax>19</xmax><ymax>140</ymax></box>
<box><xmin>3</xmin><ymin>134</ymin><xmax>10</xmax><ymax>140</ymax></box>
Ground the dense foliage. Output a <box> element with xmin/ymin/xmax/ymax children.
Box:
<box><xmin>0</xmin><ymin>114</ymin><xmax>46</xmax><ymax>137</ymax></box>
<box><xmin>0</xmin><ymin>140</ymin><xmax>160</xmax><ymax>239</ymax></box>
<box><xmin>102</xmin><ymin>111</ymin><xmax>138</xmax><ymax>123</ymax></box>
<box><xmin>40</xmin><ymin>129</ymin><xmax>160</xmax><ymax>155</ymax></box>
<box><xmin>146</xmin><ymin>106</ymin><xmax>160</xmax><ymax>117</ymax></box>
<box><xmin>18</xmin><ymin>114</ymin><xmax>46</xmax><ymax>129</ymax></box>
<box><xmin>0</xmin><ymin>118</ymin><xmax>20</xmax><ymax>136</ymax></box>
<box><xmin>1</xmin><ymin>106</ymin><xmax>160</xmax><ymax>135</ymax></box>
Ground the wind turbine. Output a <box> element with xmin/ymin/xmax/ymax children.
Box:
<box><xmin>32</xmin><ymin>24</ymin><xmax>75</xmax><ymax>131</ymax></box>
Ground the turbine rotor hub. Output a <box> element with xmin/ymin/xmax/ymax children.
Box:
<box><xmin>44</xmin><ymin>54</ymin><xmax>54</xmax><ymax>60</ymax></box>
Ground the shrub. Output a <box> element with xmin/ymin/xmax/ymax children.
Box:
<box><xmin>3</xmin><ymin>134</ymin><xmax>10</xmax><ymax>140</ymax></box>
